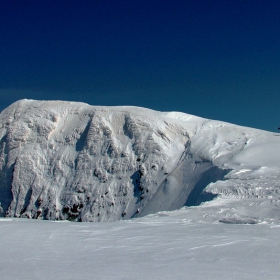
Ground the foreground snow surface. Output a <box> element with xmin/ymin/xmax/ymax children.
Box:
<box><xmin>1</xmin><ymin>215</ymin><xmax>280</xmax><ymax>280</ymax></box>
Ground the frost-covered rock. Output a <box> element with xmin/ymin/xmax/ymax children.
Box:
<box><xmin>0</xmin><ymin>99</ymin><xmax>280</xmax><ymax>223</ymax></box>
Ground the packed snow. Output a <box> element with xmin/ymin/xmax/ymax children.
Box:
<box><xmin>0</xmin><ymin>99</ymin><xmax>280</xmax><ymax>279</ymax></box>
<box><xmin>1</xmin><ymin>216</ymin><xmax>280</xmax><ymax>280</ymax></box>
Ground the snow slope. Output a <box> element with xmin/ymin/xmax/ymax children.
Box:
<box><xmin>0</xmin><ymin>99</ymin><xmax>280</xmax><ymax>223</ymax></box>
<box><xmin>1</xmin><ymin>217</ymin><xmax>280</xmax><ymax>280</ymax></box>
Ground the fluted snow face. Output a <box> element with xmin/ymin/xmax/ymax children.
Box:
<box><xmin>0</xmin><ymin>100</ymin><xmax>191</xmax><ymax>221</ymax></box>
<box><xmin>1</xmin><ymin>99</ymin><xmax>280</xmax><ymax>223</ymax></box>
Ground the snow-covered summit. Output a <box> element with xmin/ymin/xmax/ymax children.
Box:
<box><xmin>0</xmin><ymin>99</ymin><xmax>280</xmax><ymax>223</ymax></box>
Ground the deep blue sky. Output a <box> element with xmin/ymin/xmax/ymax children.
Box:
<box><xmin>1</xmin><ymin>0</ymin><xmax>280</xmax><ymax>131</ymax></box>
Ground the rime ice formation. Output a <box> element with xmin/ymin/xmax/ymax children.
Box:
<box><xmin>0</xmin><ymin>99</ymin><xmax>280</xmax><ymax>222</ymax></box>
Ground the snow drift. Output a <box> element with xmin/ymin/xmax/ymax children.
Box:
<box><xmin>0</xmin><ymin>99</ymin><xmax>280</xmax><ymax>223</ymax></box>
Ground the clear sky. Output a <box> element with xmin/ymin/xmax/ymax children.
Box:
<box><xmin>1</xmin><ymin>0</ymin><xmax>280</xmax><ymax>132</ymax></box>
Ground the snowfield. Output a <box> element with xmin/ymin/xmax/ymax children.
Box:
<box><xmin>1</xmin><ymin>217</ymin><xmax>280</xmax><ymax>280</ymax></box>
<box><xmin>1</xmin><ymin>99</ymin><xmax>280</xmax><ymax>279</ymax></box>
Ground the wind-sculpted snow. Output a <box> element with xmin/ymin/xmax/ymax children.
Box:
<box><xmin>0</xmin><ymin>99</ymin><xmax>280</xmax><ymax>223</ymax></box>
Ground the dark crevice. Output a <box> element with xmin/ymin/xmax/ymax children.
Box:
<box><xmin>20</xmin><ymin>188</ymin><xmax>32</xmax><ymax>215</ymax></box>
<box><xmin>76</xmin><ymin>120</ymin><xmax>91</xmax><ymax>152</ymax></box>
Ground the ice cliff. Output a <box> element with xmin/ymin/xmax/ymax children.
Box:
<box><xmin>0</xmin><ymin>99</ymin><xmax>280</xmax><ymax>222</ymax></box>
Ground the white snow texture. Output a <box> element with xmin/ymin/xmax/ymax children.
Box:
<box><xmin>0</xmin><ymin>99</ymin><xmax>280</xmax><ymax>223</ymax></box>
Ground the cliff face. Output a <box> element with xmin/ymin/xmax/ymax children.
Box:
<box><xmin>1</xmin><ymin>99</ymin><xmax>279</xmax><ymax>222</ymax></box>
<box><xmin>0</xmin><ymin>100</ymin><xmax>190</xmax><ymax>221</ymax></box>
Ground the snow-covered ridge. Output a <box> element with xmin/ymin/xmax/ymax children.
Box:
<box><xmin>0</xmin><ymin>99</ymin><xmax>280</xmax><ymax>223</ymax></box>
